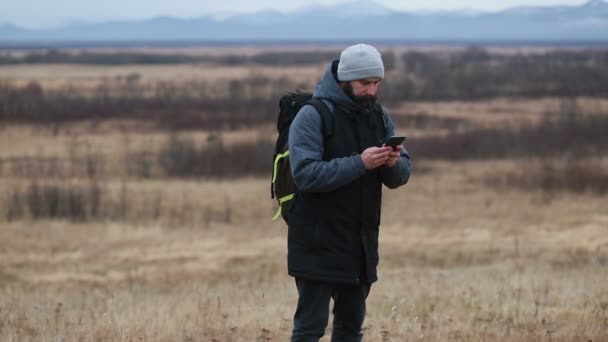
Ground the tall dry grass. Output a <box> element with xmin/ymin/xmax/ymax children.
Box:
<box><xmin>1</xmin><ymin>163</ymin><xmax>607</xmax><ymax>341</ymax></box>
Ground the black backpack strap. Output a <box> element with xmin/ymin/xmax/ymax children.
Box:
<box><xmin>307</xmin><ymin>98</ymin><xmax>334</xmax><ymax>139</ymax></box>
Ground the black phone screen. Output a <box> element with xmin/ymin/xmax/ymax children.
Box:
<box><xmin>385</xmin><ymin>136</ymin><xmax>406</xmax><ymax>149</ymax></box>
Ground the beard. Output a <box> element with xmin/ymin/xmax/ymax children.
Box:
<box><xmin>343</xmin><ymin>82</ymin><xmax>377</xmax><ymax>108</ymax></box>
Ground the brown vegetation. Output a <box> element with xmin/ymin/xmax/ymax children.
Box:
<box><xmin>1</xmin><ymin>46</ymin><xmax>607</xmax><ymax>340</ymax></box>
<box><xmin>2</xmin><ymin>48</ymin><xmax>608</xmax><ymax>128</ymax></box>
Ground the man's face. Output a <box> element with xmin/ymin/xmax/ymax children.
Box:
<box><xmin>343</xmin><ymin>78</ymin><xmax>381</xmax><ymax>108</ymax></box>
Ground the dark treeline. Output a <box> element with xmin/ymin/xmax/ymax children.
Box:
<box><xmin>1</xmin><ymin>50</ymin><xmax>206</xmax><ymax>65</ymax></box>
<box><xmin>0</xmin><ymin>49</ymin><xmax>398</xmax><ymax>72</ymax></box>
<box><xmin>0</xmin><ymin>80</ymin><xmax>281</xmax><ymax>129</ymax></box>
<box><xmin>0</xmin><ymin>49</ymin><xmax>343</xmax><ymax>66</ymax></box>
<box><xmin>2</xmin><ymin>48</ymin><xmax>608</xmax><ymax>128</ymax></box>
<box><xmin>387</xmin><ymin>48</ymin><xmax>608</xmax><ymax>100</ymax></box>
<box><xmin>407</xmin><ymin>111</ymin><xmax>608</xmax><ymax>160</ymax></box>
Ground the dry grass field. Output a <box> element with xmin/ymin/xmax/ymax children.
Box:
<box><xmin>1</xmin><ymin>52</ymin><xmax>608</xmax><ymax>341</ymax></box>
<box><xmin>1</xmin><ymin>162</ymin><xmax>607</xmax><ymax>341</ymax></box>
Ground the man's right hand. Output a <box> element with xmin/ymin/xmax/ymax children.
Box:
<box><xmin>361</xmin><ymin>146</ymin><xmax>393</xmax><ymax>170</ymax></box>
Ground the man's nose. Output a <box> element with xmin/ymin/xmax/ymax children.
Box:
<box><xmin>365</xmin><ymin>84</ymin><xmax>378</xmax><ymax>95</ymax></box>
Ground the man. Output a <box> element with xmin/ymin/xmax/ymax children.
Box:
<box><xmin>287</xmin><ymin>43</ymin><xmax>412</xmax><ymax>341</ymax></box>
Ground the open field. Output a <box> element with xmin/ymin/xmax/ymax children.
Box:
<box><xmin>1</xmin><ymin>162</ymin><xmax>608</xmax><ymax>341</ymax></box>
<box><xmin>1</xmin><ymin>46</ymin><xmax>608</xmax><ymax>340</ymax></box>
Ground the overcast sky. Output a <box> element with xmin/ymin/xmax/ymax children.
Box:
<box><xmin>1</xmin><ymin>0</ymin><xmax>590</xmax><ymax>28</ymax></box>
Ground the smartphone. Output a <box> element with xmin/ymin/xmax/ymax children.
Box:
<box><xmin>385</xmin><ymin>136</ymin><xmax>406</xmax><ymax>150</ymax></box>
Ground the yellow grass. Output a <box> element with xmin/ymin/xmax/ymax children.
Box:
<box><xmin>1</xmin><ymin>161</ymin><xmax>607</xmax><ymax>341</ymax></box>
<box><xmin>0</xmin><ymin>121</ymin><xmax>274</xmax><ymax>158</ymax></box>
<box><xmin>0</xmin><ymin>63</ymin><xmax>326</xmax><ymax>90</ymax></box>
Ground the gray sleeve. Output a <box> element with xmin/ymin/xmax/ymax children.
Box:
<box><xmin>379</xmin><ymin>108</ymin><xmax>412</xmax><ymax>189</ymax></box>
<box><xmin>289</xmin><ymin>105</ymin><xmax>367</xmax><ymax>192</ymax></box>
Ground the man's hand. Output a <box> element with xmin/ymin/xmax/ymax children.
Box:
<box><xmin>384</xmin><ymin>145</ymin><xmax>403</xmax><ymax>168</ymax></box>
<box><xmin>361</xmin><ymin>146</ymin><xmax>392</xmax><ymax>170</ymax></box>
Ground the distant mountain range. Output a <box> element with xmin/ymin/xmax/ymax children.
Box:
<box><xmin>1</xmin><ymin>0</ymin><xmax>607</xmax><ymax>44</ymax></box>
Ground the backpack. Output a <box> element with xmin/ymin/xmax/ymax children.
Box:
<box><xmin>271</xmin><ymin>92</ymin><xmax>333</xmax><ymax>221</ymax></box>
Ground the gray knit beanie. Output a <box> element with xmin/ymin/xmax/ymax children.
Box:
<box><xmin>337</xmin><ymin>44</ymin><xmax>384</xmax><ymax>81</ymax></box>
